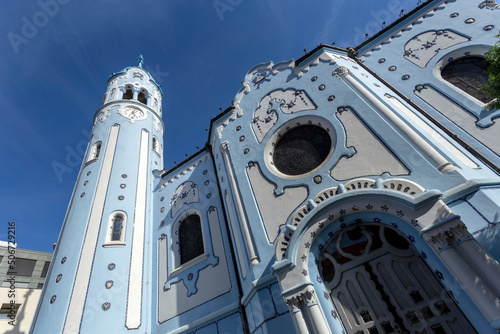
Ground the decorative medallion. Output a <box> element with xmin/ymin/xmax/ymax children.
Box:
<box><xmin>333</xmin><ymin>66</ymin><xmax>349</xmax><ymax>78</ymax></box>
<box><xmin>108</xmin><ymin>263</ymin><xmax>116</xmax><ymax>271</ymax></box>
<box><xmin>120</xmin><ymin>184</ymin><xmax>126</xmax><ymax>189</ymax></box>
<box><xmin>318</xmin><ymin>84</ymin><xmax>326</xmax><ymax>91</ymax></box>
<box><xmin>450</xmin><ymin>12</ymin><xmax>459</xmax><ymax>18</ymax></box>
<box><xmin>239</xmin><ymin>136</ymin><xmax>245</xmax><ymax>142</ymax></box>
<box><xmin>401</xmin><ymin>74</ymin><xmax>410</xmax><ymax>80</ymax></box>
<box><xmin>464</xmin><ymin>18</ymin><xmax>475</xmax><ymax>24</ymax></box>
<box><xmin>56</xmin><ymin>274</ymin><xmax>62</xmax><ymax>283</ymax></box>
<box><xmin>311</xmin><ymin>76</ymin><xmax>318</xmax><ymax>82</ymax></box>
<box><xmin>61</xmin><ymin>257</ymin><xmax>67</xmax><ymax>264</ymax></box>
<box><xmin>244</xmin><ymin>148</ymin><xmax>249</xmax><ymax>154</ymax></box>
<box><xmin>122</xmin><ymin>174</ymin><xmax>127</xmax><ymax>178</ymax></box>
<box><xmin>118</xmin><ymin>106</ymin><xmax>146</xmax><ymax>123</ymax></box>
<box><xmin>84</xmin><ymin>181</ymin><xmax>88</xmax><ymax>186</ymax></box>
<box><xmin>388</xmin><ymin>65</ymin><xmax>397</xmax><ymax>71</ymax></box>
<box><xmin>236</xmin><ymin>126</ymin><xmax>241</xmax><ymax>131</ymax></box>
<box><xmin>80</xmin><ymin>192</ymin><xmax>85</xmax><ymax>198</ymax></box>
<box><xmin>105</xmin><ymin>280</ymin><xmax>113</xmax><ymax>289</ymax></box>
<box><xmin>102</xmin><ymin>302</ymin><xmax>110</xmax><ymax>311</ymax></box>
<box><xmin>160</xmin><ymin>196</ymin><xmax>164</xmax><ymax>201</ymax></box>
<box><xmin>204</xmin><ymin>180</ymin><xmax>209</xmax><ymax>186</ymax></box>
<box><xmin>99</xmin><ymin>109</ymin><xmax>111</xmax><ymax>122</ymax></box>
<box><xmin>314</xmin><ymin>175</ymin><xmax>322</xmax><ymax>184</ymax></box>
<box><xmin>207</xmin><ymin>193</ymin><xmax>212</xmax><ymax>198</ymax></box>
<box><xmin>118</xmin><ymin>196</ymin><xmax>124</xmax><ymax>200</ymax></box>
<box><xmin>327</xmin><ymin>95</ymin><xmax>335</xmax><ymax>101</ymax></box>
<box><xmin>50</xmin><ymin>295</ymin><xmax>56</xmax><ymax>304</ymax></box>
<box><xmin>203</xmin><ymin>170</ymin><xmax>208</xmax><ymax>175</ymax></box>
<box><xmin>87</xmin><ymin>171</ymin><xmax>91</xmax><ymax>176</ymax></box>
<box><xmin>484</xmin><ymin>25</ymin><xmax>495</xmax><ymax>31</ymax></box>
<box><xmin>378</xmin><ymin>58</ymin><xmax>386</xmax><ymax>63</ymax></box>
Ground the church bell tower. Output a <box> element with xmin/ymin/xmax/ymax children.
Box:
<box><xmin>31</xmin><ymin>56</ymin><xmax>164</xmax><ymax>334</ymax></box>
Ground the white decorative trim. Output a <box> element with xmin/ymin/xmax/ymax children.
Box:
<box><xmin>63</xmin><ymin>124</ymin><xmax>120</xmax><ymax>334</ymax></box>
<box><xmin>126</xmin><ymin>129</ymin><xmax>149</xmax><ymax>329</ymax></box>
<box><xmin>332</xmin><ymin>66</ymin><xmax>349</xmax><ymax>78</ymax></box>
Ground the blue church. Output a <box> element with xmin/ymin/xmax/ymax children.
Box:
<box><xmin>31</xmin><ymin>0</ymin><xmax>500</xmax><ymax>333</ymax></box>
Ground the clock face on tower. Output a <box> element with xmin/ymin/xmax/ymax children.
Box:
<box><xmin>119</xmin><ymin>106</ymin><xmax>147</xmax><ymax>123</ymax></box>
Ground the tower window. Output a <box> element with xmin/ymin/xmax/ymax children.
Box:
<box><xmin>104</xmin><ymin>211</ymin><xmax>127</xmax><ymax>246</ymax></box>
<box><xmin>123</xmin><ymin>88</ymin><xmax>133</xmax><ymax>100</ymax></box>
<box><xmin>138</xmin><ymin>91</ymin><xmax>147</xmax><ymax>105</ymax></box>
<box><xmin>179</xmin><ymin>214</ymin><xmax>204</xmax><ymax>264</ymax></box>
<box><xmin>152</xmin><ymin>136</ymin><xmax>160</xmax><ymax>155</ymax></box>
<box><xmin>441</xmin><ymin>56</ymin><xmax>492</xmax><ymax>103</ymax></box>
<box><xmin>86</xmin><ymin>141</ymin><xmax>102</xmax><ymax>163</ymax></box>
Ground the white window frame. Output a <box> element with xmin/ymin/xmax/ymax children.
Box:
<box><xmin>103</xmin><ymin>211</ymin><xmax>127</xmax><ymax>247</ymax></box>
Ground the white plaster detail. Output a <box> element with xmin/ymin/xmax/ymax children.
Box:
<box><xmin>99</xmin><ymin>108</ymin><xmax>111</xmax><ymax>122</ymax></box>
<box><xmin>381</xmin><ymin>179</ymin><xmax>425</xmax><ymax>196</ymax></box>
<box><xmin>153</xmin><ymin>115</ymin><xmax>161</xmax><ymax>132</ymax></box>
<box><xmin>161</xmin><ymin>154</ymin><xmax>210</xmax><ymax>186</ymax></box>
<box><xmin>63</xmin><ymin>124</ymin><xmax>120</xmax><ymax>334</ymax></box>
<box><xmin>171</xmin><ymin>181</ymin><xmax>199</xmax><ymax>218</ymax></box>
<box><xmin>332</xmin><ymin>66</ymin><xmax>349</xmax><ymax>78</ymax></box>
<box><xmin>102</xmin><ymin>210</ymin><xmax>127</xmax><ymax>247</ymax></box>
<box><xmin>225</xmin><ymin>190</ymin><xmax>247</xmax><ymax>279</ymax></box>
<box><xmin>360</xmin><ymin>1</ymin><xmax>455</xmax><ymax>58</ymax></box>
<box><xmin>220</xmin><ymin>142</ymin><xmax>259</xmax><ymax>266</ymax></box>
<box><xmin>404</xmin><ymin>30</ymin><xmax>469</xmax><ymax>68</ymax></box>
<box><xmin>331</xmin><ymin>108</ymin><xmax>409</xmax><ymax>180</ymax></box>
<box><xmin>480</xmin><ymin>0</ymin><xmax>500</xmax><ymax>9</ymax></box>
<box><xmin>384</xmin><ymin>93</ymin><xmax>478</xmax><ymax>169</ymax></box>
<box><xmin>284</xmin><ymin>288</ymin><xmax>332</xmax><ymax>334</ymax></box>
<box><xmin>126</xmin><ymin>129</ymin><xmax>149</xmax><ymax>329</ymax></box>
<box><xmin>246</xmin><ymin>163</ymin><xmax>307</xmax><ymax>243</ymax></box>
<box><xmin>252</xmin><ymin>89</ymin><xmax>316</xmax><ymax>143</ymax></box>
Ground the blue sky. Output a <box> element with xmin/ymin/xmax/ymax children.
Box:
<box><xmin>0</xmin><ymin>0</ymin><xmax>420</xmax><ymax>253</ymax></box>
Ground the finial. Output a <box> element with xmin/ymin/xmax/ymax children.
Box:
<box><xmin>138</xmin><ymin>55</ymin><xmax>144</xmax><ymax>68</ymax></box>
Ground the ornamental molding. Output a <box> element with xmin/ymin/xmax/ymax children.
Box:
<box><xmin>285</xmin><ymin>288</ymin><xmax>318</xmax><ymax>310</ymax></box>
<box><xmin>333</xmin><ymin>66</ymin><xmax>350</xmax><ymax>78</ymax></box>
<box><xmin>359</xmin><ymin>1</ymin><xmax>455</xmax><ymax>59</ymax></box>
<box><xmin>479</xmin><ymin>0</ymin><xmax>500</xmax><ymax>9</ymax></box>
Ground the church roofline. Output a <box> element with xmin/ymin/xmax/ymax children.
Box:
<box><xmin>355</xmin><ymin>0</ymin><xmax>441</xmax><ymax>54</ymax></box>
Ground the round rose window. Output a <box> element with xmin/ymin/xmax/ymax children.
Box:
<box><xmin>273</xmin><ymin>125</ymin><xmax>331</xmax><ymax>175</ymax></box>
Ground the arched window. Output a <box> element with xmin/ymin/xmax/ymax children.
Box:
<box><xmin>441</xmin><ymin>56</ymin><xmax>492</xmax><ymax>103</ymax></box>
<box><xmin>123</xmin><ymin>87</ymin><xmax>133</xmax><ymax>100</ymax></box>
<box><xmin>104</xmin><ymin>211</ymin><xmax>127</xmax><ymax>246</ymax></box>
<box><xmin>86</xmin><ymin>141</ymin><xmax>102</xmax><ymax>163</ymax></box>
<box><xmin>138</xmin><ymin>91</ymin><xmax>147</xmax><ymax>105</ymax></box>
<box><xmin>179</xmin><ymin>214</ymin><xmax>204</xmax><ymax>264</ymax></box>
<box><xmin>152</xmin><ymin>136</ymin><xmax>159</xmax><ymax>154</ymax></box>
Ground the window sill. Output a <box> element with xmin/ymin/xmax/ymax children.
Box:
<box><xmin>170</xmin><ymin>253</ymin><xmax>208</xmax><ymax>276</ymax></box>
<box><xmin>103</xmin><ymin>241</ymin><xmax>126</xmax><ymax>247</ymax></box>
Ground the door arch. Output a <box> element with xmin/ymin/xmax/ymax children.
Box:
<box><xmin>319</xmin><ymin>223</ymin><xmax>475</xmax><ymax>334</ymax></box>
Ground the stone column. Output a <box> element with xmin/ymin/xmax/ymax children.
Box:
<box><xmin>303</xmin><ymin>289</ymin><xmax>332</xmax><ymax>334</ymax></box>
<box><xmin>286</xmin><ymin>295</ymin><xmax>309</xmax><ymax>334</ymax></box>
<box><xmin>423</xmin><ymin>220</ymin><xmax>500</xmax><ymax>326</ymax></box>
<box><xmin>451</xmin><ymin>223</ymin><xmax>500</xmax><ymax>297</ymax></box>
<box><xmin>334</xmin><ymin>66</ymin><xmax>456</xmax><ymax>174</ymax></box>
<box><xmin>220</xmin><ymin>142</ymin><xmax>259</xmax><ymax>266</ymax></box>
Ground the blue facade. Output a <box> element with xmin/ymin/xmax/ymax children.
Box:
<box><xmin>32</xmin><ymin>1</ymin><xmax>500</xmax><ymax>333</ymax></box>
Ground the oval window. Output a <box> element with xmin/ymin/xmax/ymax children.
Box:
<box><xmin>273</xmin><ymin>125</ymin><xmax>331</xmax><ymax>175</ymax></box>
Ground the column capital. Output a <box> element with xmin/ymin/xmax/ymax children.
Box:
<box><xmin>333</xmin><ymin>66</ymin><xmax>350</xmax><ymax>78</ymax></box>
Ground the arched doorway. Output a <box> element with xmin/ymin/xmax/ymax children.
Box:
<box><xmin>319</xmin><ymin>223</ymin><xmax>475</xmax><ymax>334</ymax></box>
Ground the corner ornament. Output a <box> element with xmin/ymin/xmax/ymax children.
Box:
<box><xmin>333</xmin><ymin>66</ymin><xmax>349</xmax><ymax>78</ymax></box>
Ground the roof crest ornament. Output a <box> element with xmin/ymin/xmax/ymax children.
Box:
<box><xmin>138</xmin><ymin>54</ymin><xmax>144</xmax><ymax>68</ymax></box>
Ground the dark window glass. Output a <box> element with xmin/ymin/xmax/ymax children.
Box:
<box><xmin>7</xmin><ymin>258</ymin><xmax>36</xmax><ymax>276</ymax></box>
<box><xmin>179</xmin><ymin>215</ymin><xmax>204</xmax><ymax>264</ymax></box>
<box><xmin>111</xmin><ymin>217</ymin><xmax>123</xmax><ymax>241</ymax></box>
<box><xmin>441</xmin><ymin>56</ymin><xmax>492</xmax><ymax>103</ymax></box>
<box><xmin>273</xmin><ymin>125</ymin><xmax>331</xmax><ymax>175</ymax></box>
<box><xmin>40</xmin><ymin>261</ymin><xmax>51</xmax><ymax>278</ymax></box>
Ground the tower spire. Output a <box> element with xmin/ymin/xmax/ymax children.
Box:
<box><xmin>138</xmin><ymin>54</ymin><xmax>144</xmax><ymax>68</ymax></box>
